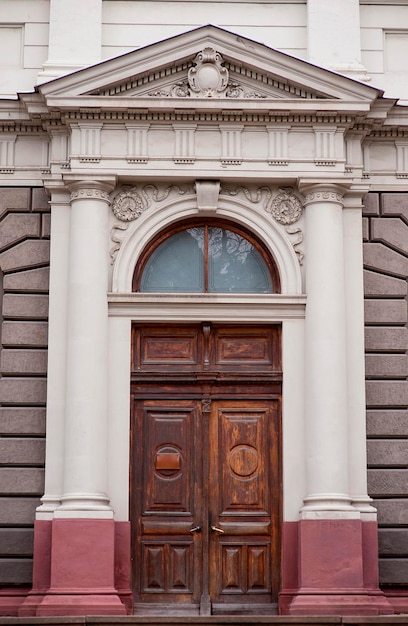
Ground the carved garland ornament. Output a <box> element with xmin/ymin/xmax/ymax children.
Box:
<box><xmin>266</xmin><ymin>188</ymin><xmax>303</xmax><ymax>225</ymax></box>
<box><xmin>110</xmin><ymin>183</ymin><xmax>195</xmax><ymax>263</ymax></box>
<box><xmin>111</xmin><ymin>187</ymin><xmax>147</xmax><ymax>221</ymax></box>
<box><xmin>220</xmin><ymin>185</ymin><xmax>305</xmax><ymax>265</ymax></box>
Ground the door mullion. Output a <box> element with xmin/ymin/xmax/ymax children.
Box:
<box><xmin>200</xmin><ymin>396</ymin><xmax>211</xmax><ymax>615</ymax></box>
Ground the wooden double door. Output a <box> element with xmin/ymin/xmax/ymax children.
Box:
<box><xmin>130</xmin><ymin>324</ymin><xmax>282</xmax><ymax>615</ymax></box>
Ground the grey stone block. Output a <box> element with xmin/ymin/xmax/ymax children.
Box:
<box><xmin>0</xmin><ymin>189</ymin><xmax>30</xmax><ymax>218</ymax></box>
<box><xmin>2</xmin><ymin>294</ymin><xmax>49</xmax><ymax>320</ymax></box>
<box><xmin>0</xmin><ymin>559</ymin><xmax>32</xmax><ymax>584</ymax></box>
<box><xmin>365</xmin><ymin>327</ymin><xmax>408</xmax><ymax>352</ymax></box>
<box><xmin>366</xmin><ymin>381</ymin><xmax>408</xmax><ymax>407</ymax></box>
<box><xmin>375</xmin><ymin>499</ymin><xmax>408</xmax><ymax>525</ymax></box>
<box><xmin>0</xmin><ymin>378</ymin><xmax>47</xmax><ymax>405</ymax></box>
<box><xmin>368</xmin><ymin>469</ymin><xmax>408</xmax><ymax>496</ymax></box>
<box><xmin>0</xmin><ymin>240</ymin><xmax>50</xmax><ymax>272</ymax></box>
<box><xmin>1</xmin><ymin>350</ymin><xmax>48</xmax><ymax>375</ymax></box>
<box><xmin>0</xmin><ymin>408</ymin><xmax>46</xmax><ymax>435</ymax></box>
<box><xmin>379</xmin><ymin>529</ymin><xmax>408</xmax><ymax>556</ymax></box>
<box><xmin>365</xmin><ymin>354</ymin><xmax>408</xmax><ymax>378</ymax></box>
<box><xmin>367</xmin><ymin>411</ymin><xmax>408</xmax><ymax>437</ymax></box>
<box><xmin>364</xmin><ymin>299</ymin><xmax>407</xmax><ymax>324</ymax></box>
<box><xmin>3</xmin><ymin>267</ymin><xmax>49</xmax><ymax>293</ymax></box>
<box><xmin>362</xmin><ymin>217</ymin><xmax>369</xmax><ymax>241</ymax></box>
<box><xmin>364</xmin><ymin>242</ymin><xmax>408</xmax><ymax>278</ymax></box>
<box><xmin>0</xmin><ymin>498</ymin><xmax>40</xmax><ymax>525</ymax></box>
<box><xmin>379</xmin><ymin>558</ymin><xmax>408</xmax><ymax>585</ymax></box>
<box><xmin>2</xmin><ymin>321</ymin><xmax>48</xmax><ymax>347</ymax></box>
<box><xmin>0</xmin><ymin>529</ymin><xmax>33</xmax><ymax>556</ymax></box>
<box><xmin>41</xmin><ymin>213</ymin><xmax>51</xmax><ymax>237</ymax></box>
<box><xmin>371</xmin><ymin>218</ymin><xmax>408</xmax><ymax>256</ymax></box>
<box><xmin>0</xmin><ymin>214</ymin><xmax>40</xmax><ymax>252</ymax></box>
<box><xmin>382</xmin><ymin>193</ymin><xmax>408</xmax><ymax>220</ymax></box>
<box><xmin>364</xmin><ymin>270</ymin><xmax>407</xmax><ymax>296</ymax></box>
<box><xmin>0</xmin><ymin>468</ymin><xmax>44</xmax><ymax>495</ymax></box>
<box><xmin>32</xmin><ymin>187</ymin><xmax>49</xmax><ymax>211</ymax></box>
<box><xmin>367</xmin><ymin>440</ymin><xmax>408</xmax><ymax>467</ymax></box>
<box><xmin>0</xmin><ymin>439</ymin><xmax>45</xmax><ymax>465</ymax></box>
<box><xmin>363</xmin><ymin>193</ymin><xmax>380</xmax><ymax>216</ymax></box>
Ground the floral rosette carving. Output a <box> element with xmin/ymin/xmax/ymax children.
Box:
<box><xmin>112</xmin><ymin>186</ymin><xmax>148</xmax><ymax>222</ymax></box>
<box><xmin>266</xmin><ymin>188</ymin><xmax>303</xmax><ymax>225</ymax></box>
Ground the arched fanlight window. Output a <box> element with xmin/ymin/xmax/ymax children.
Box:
<box><xmin>133</xmin><ymin>221</ymin><xmax>280</xmax><ymax>293</ymax></box>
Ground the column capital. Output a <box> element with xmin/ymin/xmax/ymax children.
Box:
<box><xmin>64</xmin><ymin>177</ymin><xmax>117</xmax><ymax>204</ymax></box>
<box><xmin>298</xmin><ymin>182</ymin><xmax>349</xmax><ymax>207</ymax></box>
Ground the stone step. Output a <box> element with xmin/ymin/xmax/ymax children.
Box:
<box><xmin>1</xmin><ymin>617</ymin><xmax>408</xmax><ymax>626</ymax></box>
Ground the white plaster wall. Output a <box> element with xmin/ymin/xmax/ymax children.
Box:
<box><xmin>3</xmin><ymin>1</ymin><xmax>408</xmax><ymax>103</ymax></box>
<box><xmin>0</xmin><ymin>0</ymin><xmax>49</xmax><ymax>98</ymax></box>
<box><xmin>360</xmin><ymin>3</ymin><xmax>408</xmax><ymax>104</ymax></box>
<box><xmin>101</xmin><ymin>1</ymin><xmax>307</xmax><ymax>60</ymax></box>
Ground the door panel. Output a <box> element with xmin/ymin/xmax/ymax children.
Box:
<box><xmin>209</xmin><ymin>401</ymin><xmax>279</xmax><ymax>610</ymax></box>
<box><xmin>133</xmin><ymin>400</ymin><xmax>202</xmax><ymax>608</ymax></box>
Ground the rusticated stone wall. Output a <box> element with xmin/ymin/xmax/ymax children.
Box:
<box><xmin>0</xmin><ymin>187</ymin><xmax>49</xmax><ymax>585</ymax></box>
<box><xmin>364</xmin><ymin>192</ymin><xmax>408</xmax><ymax>587</ymax></box>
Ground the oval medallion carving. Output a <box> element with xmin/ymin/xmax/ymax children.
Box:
<box><xmin>229</xmin><ymin>445</ymin><xmax>258</xmax><ymax>477</ymax></box>
<box><xmin>112</xmin><ymin>186</ymin><xmax>146</xmax><ymax>221</ymax></box>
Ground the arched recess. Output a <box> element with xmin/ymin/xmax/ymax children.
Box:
<box><xmin>107</xmin><ymin>190</ymin><xmax>306</xmax><ymax>537</ymax></box>
<box><xmin>111</xmin><ymin>194</ymin><xmax>303</xmax><ymax>295</ymax></box>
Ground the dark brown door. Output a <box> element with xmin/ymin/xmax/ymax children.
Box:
<box><xmin>130</xmin><ymin>324</ymin><xmax>282</xmax><ymax>615</ymax></box>
<box><xmin>208</xmin><ymin>400</ymin><xmax>280</xmax><ymax>612</ymax></box>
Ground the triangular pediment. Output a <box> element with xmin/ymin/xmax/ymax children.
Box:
<box><xmin>38</xmin><ymin>25</ymin><xmax>381</xmax><ymax>108</ymax></box>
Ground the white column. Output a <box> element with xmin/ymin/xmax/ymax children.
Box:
<box><xmin>343</xmin><ymin>189</ymin><xmax>376</xmax><ymax>520</ymax></box>
<box><xmin>55</xmin><ymin>179</ymin><xmax>115</xmax><ymax>517</ymax></box>
<box><xmin>301</xmin><ymin>184</ymin><xmax>356</xmax><ymax>517</ymax></box>
<box><xmin>38</xmin><ymin>0</ymin><xmax>102</xmax><ymax>82</ymax></box>
<box><xmin>36</xmin><ymin>185</ymin><xmax>71</xmax><ymax>519</ymax></box>
<box><xmin>307</xmin><ymin>0</ymin><xmax>369</xmax><ymax>81</ymax></box>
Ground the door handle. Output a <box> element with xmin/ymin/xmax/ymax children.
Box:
<box><xmin>210</xmin><ymin>525</ymin><xmax>224</xmax><ymax>534</ymax></box>
<box><xmin>190</xmin><ymin>525</ymin><xmax>201</xmax><ymax>534</ymax></box>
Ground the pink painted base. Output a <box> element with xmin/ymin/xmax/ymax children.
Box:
<box><xmin>385</xmin><ymin>588</ymin><xmax>408</xmax><ymax>614</ymax></box>
<box><xmin>0</xmin><ymin>588</ymin><xmax>28</xmax><ymax>616</ymax></box>
<box><xmin>280</xmin><ymin>520</ymin><xmax>394</xmax><ymax>616</ymax></box>
<box><xmin>17</xmin><ymin>518</ymin><xmax>131</xmax><ymax>617</ymax></box>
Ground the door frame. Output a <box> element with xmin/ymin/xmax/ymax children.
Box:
<box><xmin>129</xmin><ymin>322</ymin><xmax>283</xmax><ymax>615</ymax></box>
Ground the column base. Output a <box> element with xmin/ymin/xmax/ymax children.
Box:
<box><xmin>36</xmin><ymin>594</ymin><xmax>126</xmax><ymax>616</ymax></box>
<box><xmin>288</xmin><ymin>592</ymin><xmax>394</xmax><ymax>616</ymax></box>
<box><xmin>20</xmin><ymin>518</ymin><xmax>130</xmax><ymax>617</ymax></box>
<box><xmin>280</xmin><ymin>519</ymin><xmax>394</xmax><ymax>616</ymax></box>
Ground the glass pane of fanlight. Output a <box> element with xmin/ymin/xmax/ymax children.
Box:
<box><xmin>208</xmin><ymin>227</ymin><xmax>272</xmax><ymax>293</ymax></box>
<box><xmin>140</xmin><ymin>225</ymin><xmax>273</xmax><ymax>293</ymax></box>
<box><xmin>140</xmin><ymin>227</ymin><xmax>205</xmax><ymax>292</ymax></box>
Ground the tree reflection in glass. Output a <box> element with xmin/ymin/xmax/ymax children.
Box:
<box><xmin>140</xmin><ymin>225</ymin><xmax>273</xmax><ymax>293</ymax></box>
